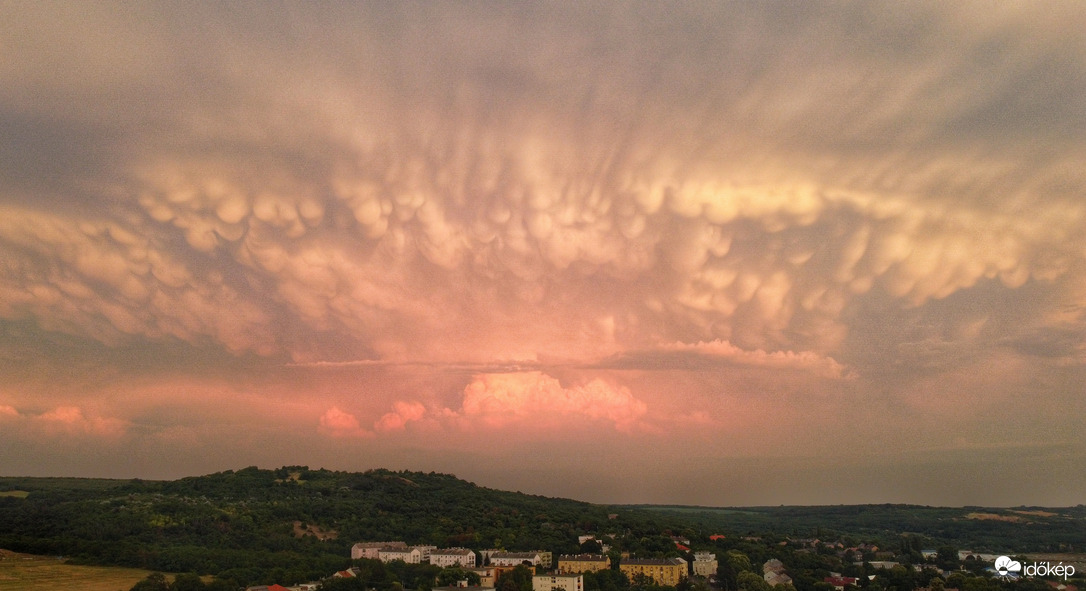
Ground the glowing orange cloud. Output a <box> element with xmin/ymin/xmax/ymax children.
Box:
<box><xmin>375</xmin><ymin>401</ymin><xmax>427</xmax><ymax>432</ymax></box>
<box><xmin>658</xmin><ymin>339</ymin><xmax>850</xmax><ymax>379</ymax></box>
<box><xmin>318</xmin><ymin>407</ymin><xmax>374</xmax><ymax>439</ymax></box>
<box><xmin>36</xmin><ymin>406</ymin><xmax>128</xmax><ymax>438</ymax></box>
<box><xmin>458</xmin><ymin>371</ymin><xmax>648</xmax><ymax>432</ymax></box>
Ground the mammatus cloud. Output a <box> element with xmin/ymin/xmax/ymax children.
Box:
<box><xmin>1</xmin><ymin>3</ymin><xmax>1085</xmax><ymax>504</ymax></box>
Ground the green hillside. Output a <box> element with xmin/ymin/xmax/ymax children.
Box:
<box><xmin>2</xmin><ymin>467</ymin><xmax>1084</xmax><ymax>590</ymax></box>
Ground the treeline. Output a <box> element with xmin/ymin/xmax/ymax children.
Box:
<box><xmin>635</xmin><ymin>505</ymin><xmax>1086</xmax><ymax>554</ymax></box>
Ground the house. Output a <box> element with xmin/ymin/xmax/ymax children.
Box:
<box><xmin>765</xmin><ymin>572</ymin><xmax>793</xmax><ymax>586</ymax></box>
<box><xmin>710</xmin><ymin>535</ymin><xmax>727</xmax><ymax>541</ymax></box>
<box><xmin>534</xmin><ymin>574</ymin><xmax>584</xmax><ymax>591</ymax></box>
<box><xmin>763</xmin><ymin>559</ymin><xmax>784</xmax><ymax>574</ymax></box>
<box><xmin>620</xmin><ymin>558</ymin><xmax>688</xmax><ymax>586</ymax></box>
<box><xmin>433</xmin><ymin>585</ymin><xmax>496</xmax><ymax>591</ymax></box>
<box><xmin>431</xmin><ymin>548</ymin><xmax>477</xmax><ymax>567</ymax></box>
<box><xmin>490</xmin><ymin>552</ymin><xmax>543</xmax><ymax>567</ymax></box>
<box><xmin>825</xmin><ymin>576</ymin><xmax>859</xmax><ymax>591</ymax></box>
<box><xmin>467</xmin><ymin>567</ymin><xmax>497</xmax><ymax>587</ymax></box>
<box><xmin>693</xmin><ymin>553</ymin><xmax>717</xmax><ymax>578</ymax></box>
<box><xmin>558</xmin><ymin>554</ymin><xmax>611</xmax><ymax>574</ymax></box>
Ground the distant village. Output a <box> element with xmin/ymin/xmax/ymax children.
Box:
<box><xmin>240</xmin><ymin>535</ymin><xmax>1083</xmax><ymax>591</ymax></box>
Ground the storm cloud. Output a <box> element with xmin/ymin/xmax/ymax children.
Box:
<box><xmin>1</xmin><ymin>2</ymin><xmax>1084</xmax><ymax>505</ymax></box>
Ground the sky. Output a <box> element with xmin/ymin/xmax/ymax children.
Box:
<box><xmin>1</xmin><ymin>2</ymin><xmax>1085</xmax><ymax>507</ymax></box>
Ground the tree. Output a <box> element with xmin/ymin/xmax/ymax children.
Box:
<box><xmin>438</xmin><ymin>568</ymin><xmax>481</xmax><ymax>587</ymax></box>
<box><xmin>727</xmin><ymin>552</ymin><xmax>754</xmax><ymax>574</ymax></box>
<box><xmin>582</xmin><ymin>539</ymin><xmax>604</xmax><ymax>553</ymax></box>
<box><xmin>497</xmin><ymin>565</ymin><xmax>535</xmax><ymax>591</ymax></box>
<box><xmin>170</xmin><ymin>573</ymin><xmax>207</xmax><ymax>591</ymax></box>
<box><xmin>319</xmin><ymin>578</ymin><xmax>367</xmax><ymax>591</ymax></box>
<box><xmin>131</xmin><ymin>573</ymin><xmax>171</xmax><ymax>591</ymax></box>
<box><xmin>737</xmin><ymin>571</ymin><xmax>771</xmax><ymax>591</ymax></box>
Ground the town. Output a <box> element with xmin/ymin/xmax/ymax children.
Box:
<box><xmin>224</xmin><ymin>536</ymin><xmax>1083</xmax><ymax>591</ymax></box>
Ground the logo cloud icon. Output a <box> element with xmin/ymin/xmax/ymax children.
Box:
<box><xmin>995</xmin><ymin>556</ymin><xmax>1022</xmax><ymax>576</ymax></box>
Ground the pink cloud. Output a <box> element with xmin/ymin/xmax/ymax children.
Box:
<box><xmin>36</xmin><ymin>406</ymin><xmax>127</xmax><ymax>438</ymax></box>
<box><xmin>458</xmin><ymin>371</ymin><xmax>648</xmax><ymax>432</ymax></box>
<box><xmin>318</xmin><ymin>406</ymin><xmax>374</xmax><ymax>439</ymax></box>
<box><xmin>658</xmin><ymin>339</ymin><xmax>851</xmax><ymax>379</ymax></box>
<box><xmin>375</xmin><ymin>400</ymin><xmax>427</xmax><ymax>432</ymax></box>
<box><xmin>0</xmin><ymin>404</ymin><xmax>19</xmax><ymax>419</ymax></box>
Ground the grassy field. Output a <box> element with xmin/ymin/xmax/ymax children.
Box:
<box><xmin>0</xmin><ymin>550</ymin><xmax>160</xmax><ymax>591</ymax></box>
<box><xmin>0</xmin><ymin>491</ymin><xmax>27</xmax><ymax>498</ymax></box>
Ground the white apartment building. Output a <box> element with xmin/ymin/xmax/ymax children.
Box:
<box><xmin>693</xmin><ymin>552</ymin><xmax>717</xmax><ymax>577</ymax></box>
<box><xmin>431</xmin><ymin>548</ymin><xmax>477</xmax><ymax>567</ymax></box>
<box><xmin>380</xmin><ymin>546</ymin><xmax>424</xmax><ymax>564</ymax></box>
<box><xmin>534</xmin><ymin>574</ymin><xmax>584</xmax><ymax>591</ymax></box>
<box><xmin>353</xmin><ymin>541</ymin><xmax>407</xmax><ymax>560</ymax></box>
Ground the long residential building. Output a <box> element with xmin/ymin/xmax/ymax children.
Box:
<box><xmin>557</xmin><ymin>555</ymin><xmax>611</xmax><ymax>574</ymax></box>
<box><xmin>490</xmin><ymin>552</ymin><xmax>543</xmax><ymax>567</ymax></box>
<box><xmin>431</xmin><ymin>548</ymin><xmax>477</xmax><ymax>568</ymax></box>
<box><xmin>352</xmin><ymin>541</ymin><xmax>407</xmax><ymax>560</ymax></box>
<box><xmin>619</xmin><ymin>558</ymin><xmax>688</xmax><ymax>586</ymax></box>
<box><xmin>380</xmin><ymin>546</ymin><xmax>423</xmax><ymax>564</ymax></box>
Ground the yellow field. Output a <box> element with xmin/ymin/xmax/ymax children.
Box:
<box><xmin>0</xmin><ymin>551</ymin><xmax>162</xmax><ymax>591</ymax></box>
<box><xmin>0</xmin><ymin>491</ymin><xmax>28</xmax><ymax>498</ymax></box>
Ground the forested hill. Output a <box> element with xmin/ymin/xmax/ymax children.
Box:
<box><xmin>0</xmin><ymin>466</ymin><xmax>621</xmax><ymax>581</ymax></box>
<box><xmin>1</xmin><ymin>466</ymin><xmax>1085</xmax><ymax>587</ymax></box>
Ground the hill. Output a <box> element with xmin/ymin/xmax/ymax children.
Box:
<box><xmin>2</xmin><ymin>467</ymin><xmax>1085</xmax><ymax>588</ymax></box>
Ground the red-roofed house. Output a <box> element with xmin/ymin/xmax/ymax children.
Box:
<box><xmin>825</xmin><ymin>577</ymin><xmax>859</xmax><ymax>590</ymax></box>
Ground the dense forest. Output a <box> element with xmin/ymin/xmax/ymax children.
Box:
<box><xmin>1</xmin><ymin>466</ymin><xmax>1084</xmax><ymax>589</ymax></box>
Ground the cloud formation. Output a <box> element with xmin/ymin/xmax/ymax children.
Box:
<box><xmin>1</xmin><ymin>2</ymin><xmax>1084</xmax><ymax>504</ymax></box>
<box><xmin>318</xmin><ymin>407</ymin><xmax>374</xmax><ymax>440</ymax></box>
<box><xmin>457</xmin><ymin>372</ymin><xmax>648</xmax><ymax>432</ymax></box>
